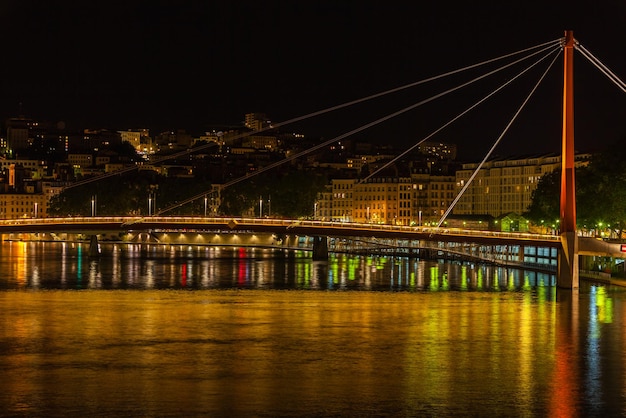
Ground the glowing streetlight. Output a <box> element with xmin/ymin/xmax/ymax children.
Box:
<box><xmin>204</xmin><ymin>195</ymin><xmax>208</xmax><ymax>217</ymax></box>
<box><xmin>91</xmin><ymin>195</ymin><xmax>96</xmax><ymax>217</ymax></box>
<box><xmin>259</xmin><ymin>196</ymin><xmax>263</xmax><ymax>218</ymax></box>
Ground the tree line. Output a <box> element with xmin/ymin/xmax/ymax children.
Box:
<box><xmin>525</xmin><ymin>139</ymin><xmax>626</xmax><ymax>237</ymax></box>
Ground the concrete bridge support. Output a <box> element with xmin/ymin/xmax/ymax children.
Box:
<box><xmin>88</xmin><ymin>235</ymin><xmax>101</xmax><ymax>257</ymax></box>
<box><xmin>558</xmin><ymin>232</ymin><xmax>579</xmax><ymax>288</ymax></box>
<box><xmin>312</xmin><ymin>236</ymin><xmax>328</xmax><ymax>261</ymax></box>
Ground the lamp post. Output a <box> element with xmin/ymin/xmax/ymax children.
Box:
<box><xmin>91</xmin><ymin>195</ymin><xmax>96</xmax><ymax>217</ymax></box>
<box><xmin>148</xmin><ymin>195</ymin><xmax>153</xmax><ymax>216</ymax></box>
<box><xmin>34</xmin><ymin>202</ymin><xmax>38</xmax><ymax>218</ymax></box>
<box><xmin>204</xmin><ymin>196</ymin><xmax>208</xmax><ymax>217</ymax></box>
<box><xmin>259</xmin><ymin>196</ymin><xmax>263</xmax><ymax>218</ymax></box>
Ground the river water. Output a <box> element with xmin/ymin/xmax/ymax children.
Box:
<box><xmin>0</xmin><ymin>241</ymin><xmax>625</xmax><ymax>417</ymax></box>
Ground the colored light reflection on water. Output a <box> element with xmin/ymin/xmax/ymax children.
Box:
<box><xmin>0</xmin><ymin>242</ymin><xmax>561</xmax><ymax>292</ymax></box>
<box><xmin>0</xmin><ymin>241</ymin><xmax>625</xmax><ymax>416</ymax></box>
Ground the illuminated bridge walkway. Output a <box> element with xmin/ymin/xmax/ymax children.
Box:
<box><xmin>2</xmin><ymin>216</ymin><xmax>624</xmax><ymax>273</ymax></box>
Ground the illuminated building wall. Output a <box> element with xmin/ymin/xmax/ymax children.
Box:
<box><xmin>352</xmin><ymin>177</ymin><xmax>413</xmax><ymax>225</ymax></box>
<box><xmin>314</xmin><ymin>186</ymin><xmax>333</xmax><ymax>221</ymax></box>
<box><xmin>317</xmin><ymin>173</ymin><xmax>456</xmax><ymax>225</ymax></box>
<box><xmin>453</xmin><ymin>153</ymin><xmax>591</xmax><ymax>217</ymax></box>
<box><xmin>330</xmin><ymin>179</ymin><xmax>356</xmax><ymax>222</ymax></box>
<box><xmin>0</xmin><ymin>192</ymin><xmax>48</xmax><ymax>219</ymax></box>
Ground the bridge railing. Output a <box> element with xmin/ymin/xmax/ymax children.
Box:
<box><xmin>0</xmin><ymin>216</ymin><xmax>561</xmax><ymax>242</ymax></box>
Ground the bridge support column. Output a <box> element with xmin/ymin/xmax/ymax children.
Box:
<box><xmin>312</xmin><ymin>236</ymin><xmax>328</xmax><ymax>261</ymax></box>
<box><xmin>558</xmin><ymin>30</ymin><xmax>579</xmax><ymax>289</ymax></box>
<box><xmin>558</xmin><ymin>232</ymin><xmax>579</xmax><ymax>288</ymax></box>
<box><xmin>88</xmin><ymin>235</ymin><xmax>101</xmax><ymax>257</ymax></box>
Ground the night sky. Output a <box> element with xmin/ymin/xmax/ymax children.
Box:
<box><xmin>1</xmin><ymin>1</ymin><xmax>624</xmax><ymax>160</ymax></box>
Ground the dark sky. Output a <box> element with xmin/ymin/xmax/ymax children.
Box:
<box><xmin>1</xmin><ymin>1</ymin><xmax>624</xmax><ymax>160</ymax></box>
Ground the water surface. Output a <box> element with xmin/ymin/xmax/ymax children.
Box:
<box><xmin>0</xmin><ymin>241</ymin><xmax>624</xmax><ymax>417</ymax></box>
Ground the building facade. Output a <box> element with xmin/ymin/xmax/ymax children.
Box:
<box><xmin>453</xmin><ymin>153</ymin><xmax>591</xmax><ymax>217</ymax></box>
<box><xmin>316</xmin><ymin>172</ymin><xmax>457</xmax><ymax>226</ymax></box>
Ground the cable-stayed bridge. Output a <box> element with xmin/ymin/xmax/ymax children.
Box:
<box><xmin>12</xmin><ymin>31</ymin><xmax>626</xmax><ymax>288</ymax></box>
<box><xmin>2</xmin><ymin>213</ymin><xmax>624</xmax><ymax>278</ymax></box>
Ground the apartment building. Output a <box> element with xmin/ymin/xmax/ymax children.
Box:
<box><xmin>317</xmin><ymin>172</ymin><xmax>456</xmax><ymax>225</ymax></box>
<box><xmin>453</xmin><ymin>153</ymin><xmax>591</xmax><ymax>217</ymax></box>
<box><xmin>330</xmin><ymin>179</ymin><xmax>356</xmax><ymax>222</ymax></box>
<box><xmin>0</xmin><ymin>192</ymin><xmax>48</xmax><ymax>219</ymax></box>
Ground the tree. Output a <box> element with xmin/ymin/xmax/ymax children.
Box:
<box><xmin>526</xmin><ymin>138</ymin><xmax>626</xmax><ymax>237</ymax></box>
<box><xmin>525</xmin><ymin>170</ymin><xmax>560</xmax><ymax>228</ymax></box>
<box><xmin>219</xmin><ymin>169</ymin><xmax>327</xmax><ymax>218</ymax></box>
<box><xmin>48</xmin><ymin>171</ymin><xmax>212</xmax><ymax>216</ymax></box>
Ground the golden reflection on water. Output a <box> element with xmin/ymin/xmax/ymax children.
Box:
<box><xmin>0</xmin><ymin>242</ymin><xmax>625</xmax><ymax>416</ymax></box>
<box><xmin>2</xmin><ymin>289</ymin><xmax>623</xmax><ymax>417</ymax></box>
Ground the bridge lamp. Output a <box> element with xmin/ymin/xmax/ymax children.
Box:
<box><xmin>34</xmin><ymin>202</ymin><xmax>38</xmax><ymax>218</ymax></box>
<box><xmin>204</xmin><ymin>196</ymin><xmax>208</xmax><ymax>217</ymax></box>
<box><xmin>91</xmin><ymin>195</ymin><xmax>96</xmax><ymax>217</ymax></box>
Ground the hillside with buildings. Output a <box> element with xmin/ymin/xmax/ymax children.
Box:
<box><xmin>1</xmin><ymin>112</ymin><xmax>587</xmax><ymax>230</ymax></box>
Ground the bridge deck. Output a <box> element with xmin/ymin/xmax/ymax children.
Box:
<box><xmin>0</xmin><ymin>216</ymin><xmax>563</xmax><ymax>247</ymax></box>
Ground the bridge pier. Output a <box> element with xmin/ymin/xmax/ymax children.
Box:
<box><xmin>558</xmin><ymin>232</ymin><xmax>579</xmax><ymax>289</ymax></box>
<box><xmin>311</xmin><ymin>236</ymin><xmax>328</xmax><ymax>261</ymax></box>
<box><xmin>88</xmin><ymin>235</ymin><xmax>101</xmax><ymax>257</ymax></box>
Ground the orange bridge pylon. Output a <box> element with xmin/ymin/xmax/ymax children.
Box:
<box><xmin>558</xmin><ymin>30</ymin><xmax>579</xmax><ymax>289</ymax></box>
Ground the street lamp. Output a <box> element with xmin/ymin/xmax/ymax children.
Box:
<box><xmin>204</xmin><ymin>196</ymin><xmax>208</xmax><ymax>217</ymax></box>
<box><xmin>148</xmin><ymin>195</ymin><xmax>153</xmax><ymax>216</ymax></box>
<box><xmin>91</xmin><ymin>195</ymin><xmax>96</xmax><ymax>217</ymax></box>
<box><xmin>259</xmin><ymin>196</ymin><xmax>263</xmax><ymax>218</ymax></box>
<box><xmin>34</xmin><ymin>202</ymin><xmax>38</xmax><ymax>218</ymax></box>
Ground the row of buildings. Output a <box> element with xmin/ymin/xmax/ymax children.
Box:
<box><xmin>314</xmin><ymin>153</ymin><xmax>590</xmax><ymax>231</ymax></box>
<box><xmin>1</xmin><ymin>112</ymin><xmax>586</xmax><ymax>225</ymax></box>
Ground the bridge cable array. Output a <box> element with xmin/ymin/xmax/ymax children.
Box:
<box><xmin>61</xmin><ymin>39</ymin><xmax>561</xmax><ymax>193</ymax></box>
<box><xmin>437</xmin><ymin>49</ymin><xmax>562</xmax><ymax>227</ymax></box>
<box><xmin>434</xmin><ymin>39</ymin><xmax>625</xmax><ymax>227</ymax></box>
<box><xmin>360</xmin><ymin>44</ymin><xmax>564</xmax><ymax>184</ymax></box>
<box><xmin>157</xmin><ymin>39</ymin><xmax>564</xmax><ymax>215</ymax></box>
